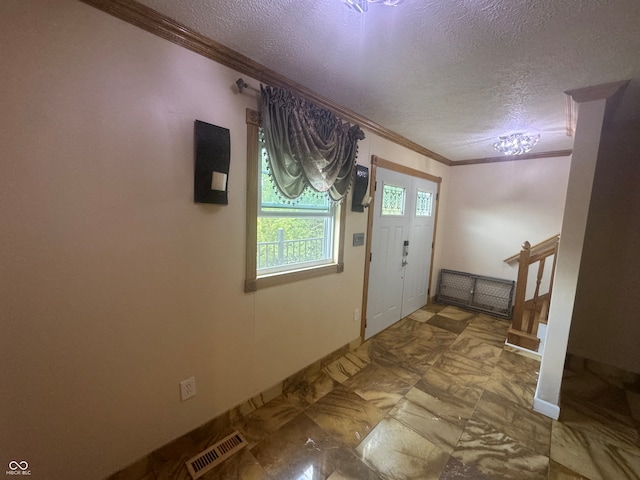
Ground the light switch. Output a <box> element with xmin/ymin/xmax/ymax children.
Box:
<box><xmin>353</xmin><ymin>233</ymin><xmax>365</xmax><ymax>246</ymax></box>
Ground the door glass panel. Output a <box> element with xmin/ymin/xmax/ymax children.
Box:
<box><xmin>381</xmin><ymin>184</ymin><xmax>406</xmax><ymax>216</ymax></box>
<box><xmin>416</xmin><ymin>190</ymin><xmax>433</xmax><ymax>216</ymax></box>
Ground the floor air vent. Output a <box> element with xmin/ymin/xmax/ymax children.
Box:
<box><xmin>185</xmin><ymin>431</ymin><xmax>248</xmax><ymax>479</ymax></box>
<box><xmin>437</xmin><ymin>269</ymin><xmax>515</xmax><ymax>319</ymax></box>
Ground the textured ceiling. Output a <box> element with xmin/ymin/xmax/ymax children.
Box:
<box><xmin>136</xmin><ymin>0</ymin><xmax>640</xmax><ymax>161</ymax></box>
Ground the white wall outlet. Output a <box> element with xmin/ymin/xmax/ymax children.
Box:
<box><xmin>180</xmin><ymin>376</ymin><xmax>196</xmax><ymax>401</ymax></box>
<box><xmin>353</xmin><ymin>308</ymin><xmax>361</xmax><ymax>323</ymax></box>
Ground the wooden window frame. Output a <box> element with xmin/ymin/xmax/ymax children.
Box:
<box><xmin>244</xmin><ymin>109</ymin><xmax>346</xmax><ymax>292</ymax></box>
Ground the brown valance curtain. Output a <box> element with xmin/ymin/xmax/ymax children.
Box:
<box><xmin>261</xmin><ymin>85</ymin><xmax>365</xmax><ymax>202</ymax></box>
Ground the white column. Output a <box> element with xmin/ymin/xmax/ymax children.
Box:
<box><xmin>533</xmin><ymin>79</ymin><xmax>629</xmax><ymax>418</ymax></box>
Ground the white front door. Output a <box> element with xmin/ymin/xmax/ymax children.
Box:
<box><xmin>402</xmin><ymin>177</ymin><xmax>437</xmax><ymax>315</ymax></box>
<box><xmin>365</xmin><ymin>167</ymin><xmax>437</xmax><ymax>339</ymax></box>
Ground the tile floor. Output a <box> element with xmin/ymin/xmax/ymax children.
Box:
<box><xmin>111</xmin><ymin>304</ymin><xmax>640</xmax><ymax>480</ymax></box>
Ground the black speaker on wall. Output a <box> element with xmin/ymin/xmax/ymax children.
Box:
<box><xmin>194</xmin><ymin>120</ymin><xmax>230</xmax><ymax>204</ymax></box>
<box><xmin>351</xmin><ymin>164</ymin><xmax>370</xmax><ymax>212</ymax></box>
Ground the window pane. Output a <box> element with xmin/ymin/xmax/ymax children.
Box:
<box><xmin>257</xmin><ymin>140</ymin><xmax>336</xmax><ymax>275</ymax></box>
<box><xmin>381</xmin><ymin>184</ymin><xmax>406</xmax><ymax>216</ymax></box>
<box><xmin>257</xmin><ymin>217</ymin><xmax>333</xmax><ymax>271</ymax></box>
<box><xmin>246</xmin><ymin>116</ymin><xmax>345</xmax><ymax>291</ymax></box>
<box><xmin>416</xmin><ymin>191</ymin><xmax>433</xmax><ymax>216</ymax></box>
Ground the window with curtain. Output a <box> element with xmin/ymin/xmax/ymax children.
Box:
<box><xmin>257</xmin><ymin>135</ymin><xmax>337</xmax><ymax>274</ymax></box>
<box><xmin>244</xmin><ymin>86</ymin><xmax>364</xmax><ymax>291</ymax></box>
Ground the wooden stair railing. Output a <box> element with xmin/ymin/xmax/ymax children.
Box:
<box><xmin>506</xmin><ymin>235</ymin><xmax>559</xmax><ymax>351</ymax></box>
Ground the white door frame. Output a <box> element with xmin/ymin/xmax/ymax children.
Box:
<box><xmin>360</xmin><ymin>155</ymin><xmax>442</xmax><ymax>339</ymax></box>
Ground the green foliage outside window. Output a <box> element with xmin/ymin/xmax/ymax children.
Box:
<box><xmin>257</xmin><ymin>147</ymin><xmax>335</xmax><ymax>271</ymax></box>
<box><xmin>258</xmin><ymin>152</ymin><xmax>332</xmax><ymax>243</ymax></box>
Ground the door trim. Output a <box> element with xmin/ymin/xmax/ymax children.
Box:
<box><xmin>360</xmin><ymin>155</ymin><xmax>443</xmax><ymax>339</ymax></box>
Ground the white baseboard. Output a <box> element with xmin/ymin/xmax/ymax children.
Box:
<box><xmin>533</xmin><ymin>395</ymin><xmax>560</xmax><ymax>420</ymax></box>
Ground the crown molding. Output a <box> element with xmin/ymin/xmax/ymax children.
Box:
<box><xmin>451</xmin><ymin>149</ymin><xmax>573</xmax><ymax>166</ymax></box>
<box><xmin>79</xmin><ymin>0</ymin><xmax>452</xmax><ymax>165</ymax></box>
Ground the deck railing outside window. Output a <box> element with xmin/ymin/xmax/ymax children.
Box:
<box><xmin>257</xmin><ymin>232</ymin><xmax>326</xmax><ymax>269</ymax></box>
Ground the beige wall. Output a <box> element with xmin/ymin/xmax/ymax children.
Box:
<box><xmin>438</xmin><ymin>158</ymin><xmax>571</xmax><ymax>282</ymax></box>
<box><xmin>568</xmin><ymin>118</ymin><xmax>640</xmax><ymax>374</ymax></box>
<box><xmin>0</xmin><ymin>1</ymin><xmax>450</xmax><ymax>478</ymax></box>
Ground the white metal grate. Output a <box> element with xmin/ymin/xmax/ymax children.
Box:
<box><xmin>185</xmin><ymin>431</ymin><xmax>248</xmax><ymax>479</ymax></box>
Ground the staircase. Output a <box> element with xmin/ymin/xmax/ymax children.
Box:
<box><xmin>505</xmin><ymin>235</ymin><xmax>559</xmax><ymax>352</ymax></box>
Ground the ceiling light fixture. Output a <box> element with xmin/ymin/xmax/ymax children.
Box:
<box><xmin>341</xmin><ymin>0</ymin><xmax>404</xmax><ymax>13</ymax></box>
<box><xmin>492</xmin><ymin>133</ymin><xmax>541</xmax><ymax>156</ymax></box>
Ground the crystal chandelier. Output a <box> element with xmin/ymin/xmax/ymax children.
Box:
<box><xmin>342</xmin><ymin>0</ymin><xmax>404</xmax><ymax>13</ymax></box>
<box><xmin>492</xmin><ymin>133</ymin><xmax>540</xmax><ymax>156</ymax></box>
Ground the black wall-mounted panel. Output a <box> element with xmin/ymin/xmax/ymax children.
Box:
<box><xmin>194</xmin><ymin>120</ymin><xmax>230</xmax><ymax>204</ymax></box>
<box><xmin>351</xmin><ymin>164</ymin><xmax>369</xmax><ymax>212</ymax></box>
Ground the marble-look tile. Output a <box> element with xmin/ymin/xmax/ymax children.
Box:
<box><xmin>344</xmin><ymin>351</ymin><xmax>369</xmax><ymax>369</ymax></box>
<box><xmin>233</xmin><ymin>395</ymin><xmax>300</xmax><ymax>448</ymax></box>
<box><xmin>472</xmin><ymin>390</ymin><xmax>552</xmax><ymax>456</ymax></box>
<box><xmin>200</xmin><ymin>450</ymin><xmax>270</xmax><ymax>480</ymax></box>
<box><xmin>557</xmin><ymin>398</ymin><xmax>639</xmax><ymax>450</ymax></box>
<box><xmin>431</xmin><ymin>351</ymin><xmax>495</xmax><ymax>377</ymax></box>
<box><xmin>407</xmin><ymin>308</ymin><xmax>436</xmax><ymax>323</ymax></box>
<box><xmin>305</xmin><ymin>384</ymin><xmax>385</xmax><ymax>448</ymax></box>
<box><xmin>438</xmin><ymin>306</ymin><xmax>475</xmax><ymax>322</ymax></box>
<box><xmin>373</xmin><ymin>322</ymin><xmax>415</xmax><ymax>350</ymax></box>
<box><xmin>423</xmin><ymin>303</ymin><xmax>447</xmax><ymax>313</ymax></box>
<box><xmin>355</xmin><ymin>417</ymin><xmax>450</xmax><ymax>480</ymax></box>
<box><xmin>324</xmin><ymin>452</ymin><xmax>383</xmax><ymax>480</ymax></box>
<box><xmin>426</xmin><ymin>314</ymin><xmax>470</xmax><ymax>334</ymax></box>
<box><xmin>250</xmin><ymin>412</ymin><xmax>351</xmax><ymax>480</ymax></box>
<box><xmin>627</xmin><ymin>390</ymin><xmax>640</xmax><ymax>422</ymax></box>
<box><xmin>455</xmin><ymin>329</ymin><xmax>505</xmax><ymax>349</ymax></box>
<box><xmin>234</xmin><ymin>383</ymin><xmax>283</xmax><ymax>418</ymax></box>
<box><xmin>495</xmin><ymin>349</ymin><xmax>541</xmax><ymax>376</ymax></box>
<box><xmin>425</xmin><ymin>362</ymin><xmax>490</xmax><ymax>392</ymax></box>
<box><xmin>352</xmin><ymin>339</ymin><xmax>404</xmax><ymax>369</ymax></box>
<box><xmin>381</xmin><ymin>318</ymin><xmax>454</xmax><ymax>345</ymax></box>
<box><xmin>548</xmin><ymin>460</ymin><xmax>590</xmax><ymax>480</ymax></box>
<box><xmin>483</xmin><ymin>375</ymin><xmax>536</xmax><ymax>409</ymax></box>
<box><xmin>415</xmin><ymin>369</ymin><xmax>487</xmax><ymax>424</ymax></box>
<box><xmin>438</xmin><ymin>456</ymin><xmax>490</xmax><ymax>480</ymax></box>
<box><xmin>452</xmin><ymin>418</ymin><xmax>549</xmax><ymax>480</ymax></box>
<box><xmin>504</xmin><ymin>344</ymin><xmax>542</xmax><ymax>362</ymax></box>
<box><xmin>323</xmin><ymin>355</ymin><xmax>364</xmax><ymax>383</ymax></box>
<box><xmin>447</xmin><ymin>336</ymin><xmax>502</xmax><ymax>374</ymax></box>
<box><xmin>483</xmin><ymin>350</ymin><xmax>539</xmax><ymax>408</ymax></box>
<box><xmin>561</xmin><ymin>367</ymin><xmax>633</xmax><ymax>418</ymax></box>
<box><xmin>319</xmin><ymin>342</ymin><xmax>352</xmax><ymax>369</ymax></box>
<box><xmin>391</xmin><ymin>337</ymin><xmax>452</xmax><ymax>375</ymax></box>
<box><xmin>581</xmin><ymin>357</ymin><xmax>638</xmax><ymax>388</ymax></box>
<box><xmin>113</xmin><ymin>315</ymin><xmax>640</xmax><ymax>480</ymax></box>
<box><xmin>390</xmin><ymin>388</ymin><xmax>464</xmax><ymax>453</ymax></box>
<box><xmin>418</xmin><ymin>323</ymin><xmax>460</xmax><ymax>345</ymax></box>
<box><xmin>551</xmin><ymin>419</ymin><xmax>640</xmax><ymax>480</ymax></box>
<box><xmin>343</xmin><ymin>362</ymin><xmax>417</xmax><ymax>413</ymax></box>
<box><xmin>379</xmin><ymin>360</ymin><xmax>421</xmax><ymax>385</ymax></box>
<box><xmin>457</xmin><ymin>316</ymin><xmax>509</xmax><ymax>348</ymax></box>
<box><xmin>283</xmin><ymin>368</ymin><xmax>338</xmax><ymax>409</ymax></box>
<box><xmin>151</xmin><ymin>410</ymin><xmax>253</xmax><ymax>480</ymax></box>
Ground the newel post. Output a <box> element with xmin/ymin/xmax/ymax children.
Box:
<box><xmin>511</xmin><ymin>241</ymin><xmax>531</xmax><ymax>331</ymax></box>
